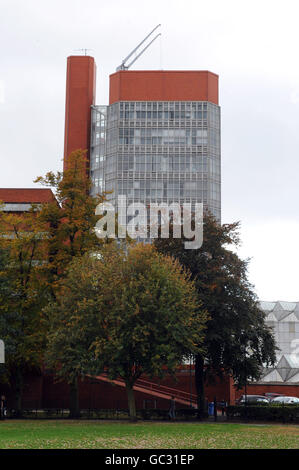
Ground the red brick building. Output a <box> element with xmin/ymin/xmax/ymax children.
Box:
<box><xmin>0</xmin><ymin>188</ymin><xmax>56</xmax><ymax>213</ymax></box>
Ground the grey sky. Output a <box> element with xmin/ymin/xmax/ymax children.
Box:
<box><xmin>1</xmin><ymin>0</ymin><xmax>299</xmax><ymax>300</ymax></box>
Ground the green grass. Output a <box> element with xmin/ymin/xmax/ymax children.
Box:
<box><xmin>0</xmin><ymin>420</ymin><xmax>299</xmax><ymax>449</ymax></box>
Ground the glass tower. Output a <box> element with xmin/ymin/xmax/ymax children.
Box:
<box><xmin>90</xmin><ymin>99</ymin><xmax>221</xmax><ymax>222</ymax></box>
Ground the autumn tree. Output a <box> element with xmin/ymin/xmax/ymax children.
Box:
<box><xmin>0</xmin><ymin>150</ymin><xmax>106</xmax><ymax>415</ymax></box>
<box><xmin>0</xmin><ymin>207</ymin><xmax>49</xmax><ymax>415</ymax></box>
<box><xmin>34</xmin><ymin>150</ymin><xmax>108</xmax><ymax>415</ymax></box>
<box><xmin>45</xmin><ymin>243</ymin><xmax>207</xmax><ymax>420</ymax></box>
<box><xmin>155</xmin><ymin>214</ymin><xmax>277</xmax><ymax>418</ymax></box>
<box><xmin>35</xmin><ymin>149</ymin><xmax>105</xmax><ymax>285</ymax></box>
<box><xmin>0</xmin><ymin>247</ymin><xmax>11</xmax><ymax>384</ymax></box>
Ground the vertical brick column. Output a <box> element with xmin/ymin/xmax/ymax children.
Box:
<box><xmin>63</xmin><ymin>56</ymin><xmax>96</xmax><ymax>171</ymax></box>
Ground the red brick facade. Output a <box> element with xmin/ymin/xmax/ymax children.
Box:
<box><xmin>1</xmin><ymin>371</ymin><xmax>234</xmax><ymax>410</ymax></box>
<box><xmin>0</xmin><ymin>188</ymin><xmax>55</xmax><ymax>204</ymax></box>
<box><xmin>2</xmin><ymin>370</ymin><xmax>298</xmax><ymax>411</ymax></box>
<box><xmin>63</xmin><ymin>56</ymin><xmax>96</xmax><ymax>170</ymax></box>
<box><xmin>236</xmin><ymin>383</ymin><xmax>299</xmax><ymax>399</ymax></box>
<box><xmin>109</xmin><ymin>70</ymin><xmax>219</xmax><ymax>105</ymax></box>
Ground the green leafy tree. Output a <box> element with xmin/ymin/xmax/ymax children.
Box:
<box><xmin>0</xmin><ymin>150</ymin><xmax>106</xmax><ymax>416</ymax></box>
<box><xmin>34</xmin><ymin>149</ymin><xmax>107</xmax><ymax>415</ymax></box>
<box><xmin>45</xmin><ymin>243</ymin><xmax>207</xmax><ymax>420</ymax></box>
<box><xmin>0</xmin><ymin>209</ymin><xmax>49</xmax><ymax>415</ymax></box>
<box><xmin>155</xmin><ymin>214</ymin><xmax>277</xmax><ymax>418</ymax></box>
<box><xmin>0</xmin><ymin>247</ymin><xmax>12</xmax><ymax>383</ymax></box>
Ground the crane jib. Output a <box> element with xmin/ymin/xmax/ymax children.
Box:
<box><xmin>116</xmin><ymin>24</ymin><xmax>161</xmax><ymax>71</ymax></box>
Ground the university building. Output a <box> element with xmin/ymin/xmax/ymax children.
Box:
<box><xmin>64</xmin><ymin>56</ymin><xmax>221</xmax><ymax>222</ymax></box>
<box><xmin>0</xmin><ymin>53</ymin><xmax>298</xmax><ymax>410</ymax></box>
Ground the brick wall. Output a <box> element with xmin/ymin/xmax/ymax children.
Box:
<box><xmin>63</xmin><ymin>56</ymin><xmax>96</xmax><ymax>171</ymax></box>
<box><xmin>1</xmin><ymin>370</ymin><xmax>234</xmax><ymax>410</ymax></box>
<box><xmin>236</xmin><ymin>383</ymin><xmax>299</xmax><ymax>400</ymax></box>
<box><xmin>109</xmin><ymin>70</ymin><xmax>219</xmax><ymax>105</ymax></box>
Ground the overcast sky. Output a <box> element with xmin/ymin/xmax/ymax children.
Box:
<box><xmin>1</xmin><ymin>0</ymin><xmax>299</xmax><ymax>301</ymax></box>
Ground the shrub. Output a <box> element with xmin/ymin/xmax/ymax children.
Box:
<box><xmin>139</xmin><ymin>408</ymin><xmax>197</xmax><ymax>420</ymax></box>
<box><xmin>227</xmin><ymin>404</ymin><xmax>299</xmax><ymax>422</ymax></box>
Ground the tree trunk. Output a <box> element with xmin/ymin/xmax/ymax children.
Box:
<box><xmin>126</xmin><ymin>383</ymin><xmax>137</xmax><ymax>421</ymax></box>
<box><xmin>14</xmin><ymin>367</ymin><xmax>23</xmax><ymax>418</ymax></box>
<box><xmin>69</xmin><ymin>377</ymin><xmax>80</xmax><ymax>418</ymax></box>
<box><xmin>195</xmin><ymin>354</ymin><xmax>206</xmax><ymax>420</ymax></box>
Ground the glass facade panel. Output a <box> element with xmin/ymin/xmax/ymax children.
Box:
<box><xmin>90</xmin><ymin>105</ymin><xmax>107</xmax><ymax>197</ymax></box>
<box><xmin>90</xmin><ymin>101</ymin><xmax>221</xmax><ymax>221</ymax></box>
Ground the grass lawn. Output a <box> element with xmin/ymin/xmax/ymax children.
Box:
<box><xmin>0</xmin><ymin>420</ymin><xmax>299</xmax><ymax>449</ymax></box>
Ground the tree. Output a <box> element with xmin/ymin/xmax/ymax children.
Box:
<box><xmin>155</xmin><ymin>214</ymin><xmax>277</xmax><ymax>418</ymax></box>
<box><xmin>34</xmin><ymin>149</ymin><xmax>106</xmax><ymax>416</ymax></box>
<box><xmin>0</xmin><ymin>150</ymin><xmax>106</xmax><ymax>416</ymax></box>
<box><xmin>35</xmin><ymin>149</ymin><xmax>105</xmax><ymax>285</ymax></box>
<box><xmin>45</xmin><ymin>243</ymin><xmax>207</xmax><ymax>420</ymax></box>
<box><xmin>0</xmin><ymin>208</ymin><xmax>49</xmax><ymax>415</ymax></box>
<box><xmin>0</xmin><ymin>247</ymin><xmax>12</xmax><ymax>384</ymax></box>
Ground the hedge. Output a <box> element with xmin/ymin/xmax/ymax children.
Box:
<box><xmin>4</xmin><ymin>408</ymin><xmax>198</xmax><ymax>420</ymax></box>
<box><xmin>140</xmin><ymin>408</ymin><xmax>197</xmax><ymax>420</ymax></box>
<box><xmin>227</xmin><ymin>404</ymin><xmax>299</xmax><ymax>422</ymax></box>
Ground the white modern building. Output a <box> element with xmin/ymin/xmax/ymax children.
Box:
<box><xmin>259</xmin><ymin>301</ymin><xmax>299</xmax><ymax>383</ymax></box>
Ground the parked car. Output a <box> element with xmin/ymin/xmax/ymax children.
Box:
<box><xmin>236</xmin><ymin>395</ymin><xmax>270</xmax><ymax>405</ymax></box>
<box><xmin>271</xmin><ymin>396</ymin><xmax>299</xmax><ymax>404</ymax></box>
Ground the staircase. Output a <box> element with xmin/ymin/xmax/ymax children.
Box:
<box><xmin>91</xmin><ymin>374</ymin><xmax>198</xmax><ymax>408</ymax></box>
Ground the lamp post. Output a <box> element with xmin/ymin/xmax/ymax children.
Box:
<box><xmin>190</xmin><ymin>355</ymin><xmax>193</xmax><ymax>409</ymax></box>
<box><xmin>0</xmin><ymin>340</ymin><xmax>4</xmax><ymax>364</ymax></box>
<box><xmin>244</xmin><ymin>348</ymin><xmax>248</xmax><ymax>422</ymax></box>
<box><xmin>240</xmin><ymin>332</ymin><xmax>248</xmax><ymax>421</ymax></box>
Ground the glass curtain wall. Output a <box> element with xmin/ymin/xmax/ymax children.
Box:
<box><xmin>90</xmin><ymin>101</ymin><xmax>221</xmax><ymax>222</ymax></box>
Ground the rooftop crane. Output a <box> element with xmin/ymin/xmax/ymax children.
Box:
<box><xmin>116</xmin><ymin>24</ymin><xmax>161</xmax><ymax>71</ymax></box>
